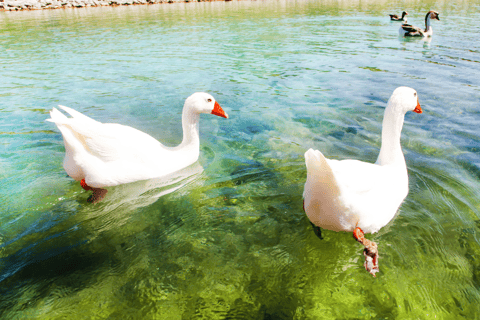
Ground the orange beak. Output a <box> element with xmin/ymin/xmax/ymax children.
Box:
<box><xmin>413</xmin><ymin>99</ymin><xmax>422</xmax><ymax>114</ymax></box>
<box><xmin>211</xmin><ymin>101</ymin><xmax>228</xmax><ymax>119</ymax></box>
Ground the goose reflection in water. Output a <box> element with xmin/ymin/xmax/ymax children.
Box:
<box><xmin>85</xmin><ymin>161</ymin><xmax>204</xmax><ymax>210</ymax></box>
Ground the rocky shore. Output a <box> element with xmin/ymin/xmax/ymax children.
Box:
<box><xmin>0</xmin><ymin>0</ymin><xmax>226</xmax><ymax>11</ymax></box>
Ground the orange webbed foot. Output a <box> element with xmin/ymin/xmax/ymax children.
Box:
<box><xmin>353</xmin><ymin>227</ymin><xmax>379</xmax><ymax>277</ymax></box>
<box><xmin>87</xmin><ymin>188</ymin><xmax>108</xmax><ymax>204</ymax></box>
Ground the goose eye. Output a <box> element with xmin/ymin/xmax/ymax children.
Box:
<box><xmin>207</xmin><ymin>98</ymin><xmax>212</xmax><ymax>102</ymax></box>
<box><xmin>414</xmin><ymin>92</ymin><xmax>417</xmax><ymax>97</ymax></box>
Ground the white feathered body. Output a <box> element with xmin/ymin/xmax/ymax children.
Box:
<box><xmin>303</xmin><ymin>86</ymin><xmax>421</xmax><ymax>235</ymax></box>
<box><xmin>47</xmin><ymin>93</ymin><xmax>228</xmax><ymax>189</ymax></box>
<box><xmin>48</xmin><ymin>106</ymin><xmax>199</xmax><ymax>188</ymax></box>
<box><xmin>303</xmin><ymin>149</ymin><xmax>408</xmax><ymax>234</ymax></box>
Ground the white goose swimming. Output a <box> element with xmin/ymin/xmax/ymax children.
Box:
<box><xmin>399</xmin><ymin>10</ymin><xmax>440</xmax><ymax>37</ymax></box>
<box><xmin>47</xmin><ymin>92</ymin><xmax>228</xmax><ymax>202</ymax></box>
<box><xmin>303</xmin><ymin>87</ymin><xmax>422</xmax><ymax>276</ymax></box>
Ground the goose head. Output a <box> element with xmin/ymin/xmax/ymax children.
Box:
<box><xmin>184</xmin><ymin>92</ymin><xmax>228</xmax><ymax>118</ymax></box>
<box><xmin>388</xmin><ymin>86</ymin><xmax>422</xmax><ymax>114</ymax></box>
<box><xmin>402</xmin><ymin>11</ymin><xmax>409</xmax><ymax>18</ymax></box>
<box><xmin>427</xmin><ymin>10</ymin><xmax>440</xmax><ymax>21</ymax></box>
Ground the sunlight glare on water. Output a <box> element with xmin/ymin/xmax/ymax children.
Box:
<box><xmin>1</xmin><ymin>0</ymin><xmax>480</xmax><ymax>318</ymax></box>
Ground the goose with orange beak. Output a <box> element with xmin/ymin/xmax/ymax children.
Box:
<box><xmin>48</xmin><ymin>92</ymin><xmax>228</xmax><ymax>203</ymax></box>
<box><xmin>303</xmin><ymin>87</ymin><xmax>422</xmax><ymax>276</ymax></box>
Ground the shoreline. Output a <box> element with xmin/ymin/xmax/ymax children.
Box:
<box><xmin>0</xmin><ymin>0</ymin><xmax>231</xmax><ymax>11</ymax></box>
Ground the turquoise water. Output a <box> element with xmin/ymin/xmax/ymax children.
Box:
<box><xmin>1</xmin><ymin>0</ymin><xmax>480</xmax><ymax>318</ymax></box>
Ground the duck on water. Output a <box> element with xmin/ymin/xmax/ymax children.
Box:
<box><xmin>303</xmin><ymin>87</ymin><xmax>422</xmax><ymax>276</ymax></box>
<box><xmin>389</xmin><ymin>11</ymin><xmax>408</xmax><ymax>22</ymax></box>
<box><xmin>47</xmin><ymin>92</ymin><xmax>228</xmax><ymax>203</ymax></box>
<box><xmin>399</xmin><ymin>10</ymin><xmax>440</xmax><ymax>37</ymax></box>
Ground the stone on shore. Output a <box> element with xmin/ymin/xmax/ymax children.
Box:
<box><xmin>1</xmin><ymin>0</ymin><xmax>224</xmax><ymax>11</ymax></box>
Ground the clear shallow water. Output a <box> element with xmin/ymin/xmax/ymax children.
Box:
<box><xmin>1</xmin><ymin>0</ymin><xmax>480</xmax><ymax>318</ymax></box>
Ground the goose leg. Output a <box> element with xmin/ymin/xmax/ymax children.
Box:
<box><xmin>80</xmin><ymin>179</ymin><xmax>108</xmax><ymax>203</ymax></box>
<box><xmin>80</xmin><ymin>179</ymin><xmax>92</xmax><ymax>191</ymax></box>
<box><xmin>353</xmin><ymin>227</ymin><xmax>379</xmax><ymax>277</ymax></box>
<box><xmin>310</xmin><ymin>222</ymin><xmax>324</xmax><ymax>240</ymax></box>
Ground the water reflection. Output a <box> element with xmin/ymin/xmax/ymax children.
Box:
<box><xmin>398</xmin><ymin>34</ymin><xmax>433</xmax><ymax>47</ymax></box>
<box><xmin>91</xmin><ymin>161</ymin><xmax>203</xmax><ymax>211</ymax></box>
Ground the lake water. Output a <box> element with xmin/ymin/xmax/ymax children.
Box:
<box><xmin>1</xmin><ymin>0</ymin><xmax>480</xmax><ymax>318</ymax></box>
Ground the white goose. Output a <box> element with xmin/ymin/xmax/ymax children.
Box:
<box><xmin>303</xmin><ymin>87</ymin><xmax>422</xmax><ymax>276</ymax></box>
<box><xmin>47</xmin><ymin>92</ymin><xmax>228</xmax><ymax>202</ymax></box>
<box><xmin>399</xmin><ymin>10</ymin><xmax>440</xmax><ymax>37</ymax></box>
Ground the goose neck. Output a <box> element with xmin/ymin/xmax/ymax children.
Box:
<box><xmin>179</xmin><ymin>109</ymin><xmax>200</xmax><ymax>149</ymax></box>
<box><xmin>376</xmin><ymin>107</ymin><xmax>406</xmax><ymax>167</ymax></box>
<box><xmin>425</xmin><ymin>13</ymin><xmax>432</xmax><ymax>32</ymax></box>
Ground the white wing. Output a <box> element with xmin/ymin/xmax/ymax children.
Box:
<box><xmin>48</xmin><ymin>106</ymin><xmax>168</xmax><ymax>164</ymax></box>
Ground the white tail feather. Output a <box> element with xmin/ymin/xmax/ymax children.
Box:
<box><xmin>58</xmin><ymin>105</ymin><xmax>99</xmax><ymax>124</ymax></box>
<box><xmin>46</xmin><ymin>107</ymin><xmax>68</xmax><ymax>124</ymax></box>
